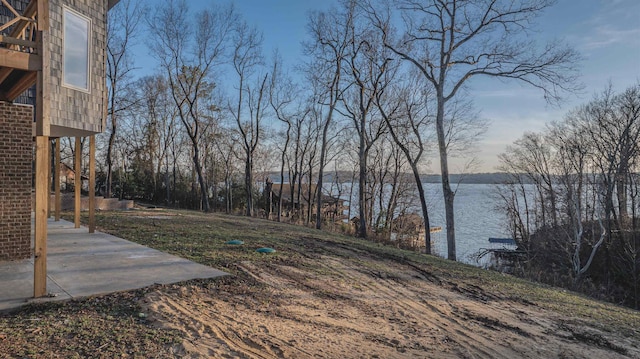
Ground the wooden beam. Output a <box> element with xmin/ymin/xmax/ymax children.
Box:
<box><xmin>3</xmin><ymin>0</ymin><xmax>39</xmax><ymax>37</ymax></box>
<box><xmin>34</xmin><ymin>135</ymin><xmax>49</xmax><ymax>298</ymax></box>
<box><xmin>74</xmin><ymin>137</ymin><xmax>81</xmax><ymax>229</ymax></box>
<box><xmin>0</xmin><ymin>48</ymin><xmax>41</xmax><ymax>71</ymax></box>
<box><xmin>0</xmin><ymin>67</ymin><xmax>13</xmax><ymax>84</ymax></box>
<box><xmin>0</xmin><ymin>35</ymin><xmax>37</xmax><ymax>48</ymax></box>
<box><xmin>3</xmin><ymin>71</ymin><xmax>37</xmax><ymax>102</ymax></box>
<box><xmin>0</xmin><ymin>0</ymin><xmax>20</xmax><ymax>17</ymax></box>
<box><xmin>0</xmin><ymin>16</ymin><xmax>21</xmax><ymax>32</ymax></box>
<box><xmin>25</xmin><ymin>0</ymin><xmax>39</xmax><ymax>18</ymax></box>
<box><xmin>36</xmin><ymin>0</ymin><xmax>49</xmax><ymax>31</ymax></box>
<box><xmin>89</xmin><ymin>135</ymin><xmax>96</xmax><ymax>233</ymax></box>
<box><xmin>54</xmin><ymin>138</ymin><xmax>61</xmax><ymax>221</ymax></box>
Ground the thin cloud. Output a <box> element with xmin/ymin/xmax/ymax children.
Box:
<box><xmin>577</xmin><ymin>0</ymin><xmax>640</xmax><ymax>50</ymax></box>
<box><xmin>475</xmin><ymin>89</ymin><xmax>540</xmax><ymax>98</ymax></box>
<box><xmin>581</xmin><ymin>25</ymin><xmax>640</xmax><ymax>50</ymax></box>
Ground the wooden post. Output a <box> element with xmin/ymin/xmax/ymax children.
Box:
<box><xmin>35</xmin><ymin>32</ymin><xmax>49</xmax><ymax>137</ymax></box>
<box><xmin>34</xmin><ymin>136</ymin><xmax>49</xmax><ymax>298</ymax></box>
<box><xmin>54</xmin><ymin>138</ymin><xmax>61</xmax><ymax>221</ymax></box>
<box><xmin>47</xmin><ymin>139</ymin><xmax>52</xmax><ymax>218</ymax></box>
<box><xmin>34</xmin><ymin>22</ymin><xmax>50</xmax><ymax>298</ymax></box>
<box><xmin>89</xmin><ymin>135</ymin><xmax>96</xmax><ymax>233</ymax></box>
<box><xmin>37</xmin><ymin>0</ymin><xmax>50</xmax><ymax>31</ymax></box>
<box><xmin>74</xmin><ymin>137</ymin><xmax>81</xmax><ymax>228</ymax></box>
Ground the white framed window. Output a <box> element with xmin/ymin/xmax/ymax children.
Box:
<box><xmin>62</xmin><ymin>7</ymin><xmax>91</xmax><ymax>92</ymax></box>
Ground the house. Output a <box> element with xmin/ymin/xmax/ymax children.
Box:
<box><xmin>0</xmin><ymin>0</ymin><xmax>117</xmax><ymax>297</ymax></box>
<box><xmin>270</xmin><ymin>183</ymin><xmax>348</xmax><ymax>222</ymax></box>
<box><xmin>58</xmin><ymin>162</ymin><xmax>86</xmax><ymax>191</ymax></box>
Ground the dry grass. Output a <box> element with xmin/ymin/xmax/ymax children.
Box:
<box><xmin>0</xmin><ymin>208</ymin><xmax>638</xmax><ymax>358</ymax></box>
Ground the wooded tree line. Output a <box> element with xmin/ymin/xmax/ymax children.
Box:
<box><xmin>64</xmin><ymin>0</ymin><xmax>579</xmax><ymax>262</ymax></box>
<box><xmin>497</xmin><ymin>84</ymin><xmax>640</xmax><ymax>309</ymax></box>
<box><xmin>92</xmin><ymin>0</ymin><xmax>433</xmax><ymax>237</ymax></box>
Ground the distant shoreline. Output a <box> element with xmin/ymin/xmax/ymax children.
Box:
<box><xmin>262</xmin><ymin>172</ymin><xmax>531</xmax><ymax>185</ymax></box>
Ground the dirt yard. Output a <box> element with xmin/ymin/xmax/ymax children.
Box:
<box><xmin>2</xmin><ymin>210</ymin><xmax>639</xmax><ymax>358</ymax></box>
<box><xmin>134</xmin><ymin>218</ymin><xmax>638</xmax><ymax>358</ymax></box>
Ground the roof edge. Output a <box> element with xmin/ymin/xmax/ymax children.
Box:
<box><xmin>108</xmin><ymin>0</ymin><xmax>120</xmax><ymax>10</ymax></box>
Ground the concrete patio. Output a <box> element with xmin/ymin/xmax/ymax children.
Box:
<box><xmin>0</xmin><ymin>218</ymin><xmax>227</xmax><ymax>311</ymax></box>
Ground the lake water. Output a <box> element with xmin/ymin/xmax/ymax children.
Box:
<box><xmin>341</xmin><ymin>183</ymin><xmax>511</xmax><ymax>266</ymax></box>
<box><xmin>421</xmin><ymin>183</ymin><xmax>511</xmax><ymax>266</ymax></box>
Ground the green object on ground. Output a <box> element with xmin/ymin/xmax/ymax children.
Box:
<box><xmin>226</xmin><ymin>240</ymin><xmax>244</xmax><ymax>245</ymax></box>
<box><xmin>256</xmin><ymin>247</ymin><xmax>276</xmax><ymax>253</ymax></box>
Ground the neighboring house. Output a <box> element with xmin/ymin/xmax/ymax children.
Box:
<box><xmin>59</xmin><ymin>162</ymin><xmax>87</xmax><ymax>191</ymax></box>
<box><xmin>270</xmin><ymin>183</ymin><xmax>348</xmax><ymax>222</ymax></box>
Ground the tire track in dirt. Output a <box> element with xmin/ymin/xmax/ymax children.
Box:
<box><xmin>308</xmin><ymin>255</ymin><xmax>518</xmax><ymax>359</ymax></box>
<box><xmin>235</xmin><ymin>260</ymin><xmax>451</xmax><ymax>357</ymax></box>
<box><xmin>147</xmin><ymin>289</ymin><xmax>321</xmax><ymax>359</ymax></box>
<box><xmin>278</xmin><ymin>241</ymin><xmax>510</xmax><ymax>357</ymax></box>
<box><xmin>142</xmin><ymin>238</ymin><xmax>638</xmax><ymax>358</ymax></box>
<box><xmin>243</xmin><ymin>240</ymin><xmax>515</xmax><ymax>358</ymax></box>
<box><xmin>279</xmin><ymin>244</ymin><xmax>628</xmax><ymax>359</ymax></box>
<box><xmin>149</xmin><ymin>293</ymin><xmax>272</xmax><ymax>358</ymax></box>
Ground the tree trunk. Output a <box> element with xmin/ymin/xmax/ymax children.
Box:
<box><xmin>316</xmin><ymin>112</ymin><xmax>332</xmax><ymax>229</ymax></box>
<box><xmin>277</xmin><ymin>129</ymin><xmax>288</xmax><ymax>221</ymax></box>
<box><xmin>192</xmin><ymin>146</ymin><xmax>210</xmax><ymax>212</ymax></box>
<box><xmin>225</xmin><ymin>168</ymin><xmax>232</xmax><ymax>213</ymax></box>
<box><xmin>296</xmin><ymin>170</ymin><xmax>303</xmax><ymax>222</ymax></box>
<box><xmin>106</xmin><ymin>99</ymin><xmax>116</xmax><ymax>198</ymax></box>
<box><xmin>315</xmin><ymin>163</ymin><xmax>325</xmax><ymax>228</ymax></box>
<box><xmin>617</xmin><ymin>166</ymin><xmax>628</xmax><ymax>218</ymax></box>
<box><xmin>436</xmin><ymin>95</ymin><xmax>456</xmax><ymax>261</ymax></box>
<box><xmin>164</xmin><ymin>168</ymin><xmax>170</xmax><ymax>206</ymax></box>
<box><xmin>410</xmin><ymin>162</ymin><xmax>431</xmax><ymax>254</ymax></box>
<box><xmin>172</xmin><ymin>157</ymin><xmax>177</xmax><ymax>207</ymax></box>
<box><xmin>265</xmin><ymin>178</ymin><xmax>273</xmax><ymax>219</ymax></box>
<box><xmin>356</xmin><ymin>87</ymin><xmax>368</xmax><ymax>237</ymax></box>
<box><xmin>245</xmin><ymin>157</ymin><xmax>253</xmax><ymax>216</ymax></box>
<box><xmin>357</xmin><ymin>143</ymin><xmax>367</xmax><ymax>238</ymax></box>
<box><xmin>307</xmin><ymin>166</ymin><xmax>314</xmax><ymax>225</ymax></box>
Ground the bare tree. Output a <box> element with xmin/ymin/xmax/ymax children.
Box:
<box><xmin>215</xmin><ymin>127</ymin><xmax>241</xmax><ymax>214</ymax></box>
<box><xmin>285</xmin><ymin>101</ymin><xmax>317</xmax><ymax>222</ymax></box>
<box><xmin>503</xmin><ymin>132</ymin><xmax>559</xmax><ymax>229</ymax></box>
<box><xmin>229</xmin><ymin>20</ymin><xmax>265</xmax><ymax>216</ymax></box>
<box><xmin>105</xmin><ymin>0</ymin><xmax>145</xmax><ymax>198</ymax></box>
<box><xmin>148</xmin><ymin>0</ymin><xmax>237</xmax><ymax>212</ymax></box>
<box><xmin>244</xmin><ymin>73</ymin><xmax>269</xmax><ymax>216</ymax></box>
<box><xmin>615</xmin><ymin>86</ymin><xmax>640</xmax><ymax>219</ymax></box>
<box><xmin>338</xmin><ymin>0</ymin><xmax>395</xmax><ymax>238</ymax></box>
<box><xmin>368</xmin><ymin>0</ymin><xmax>581</xmax><ymax>260</ymax></box>
<box><xmin>580</xmin><ymin>85</ymin><xmax>640</xmax><ymax>292</ymax></box>
<box><xmin>497</xmin><ymin>84</ymin><xmax>640</xmax><ymax>308</ymax></box>
<box><xmin>129</xmin><ymin>74</ymin><xmax>179</xmax><ymax>204</ymax></box>
<box><xmin>377</xmin><ymin>74</ymin><xmax>435</xmax><ymax>252</ymax></box>
<box><xmin>304</xmin><ymin>107</ymin><xmax>323</xmax><ymax>225</ymax></box>
<box><xmin>548</xmin><ymin>118</ymin><xmax>601</xmax><ymax>282</ymax></box>
<box><xmin>305</xmin><ymin>4</ymin><xmax>351</xmax><ymax>229</ymax></box>
<box><xmin>270</xmin><ymin>54</ymin><xmax>304</xmax><ymax>221</ymax></box>
<box><xmin>368</xmin><ymin>135</ymin><xmax>412</xmax><ymax>236</ymax></box>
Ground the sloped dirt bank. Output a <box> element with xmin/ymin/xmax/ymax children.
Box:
<box><xmin>141</xmin><ymin>237</ymin><xmax>639</xmax><ymax>358</ymax></box>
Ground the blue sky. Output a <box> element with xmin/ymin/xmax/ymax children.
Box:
<box><xmin>471</xmin><ymin>0</ymin><xmax>640</xmax><ymax>171</ymax></box>
<box><xmin>136</xmin><ymin>0</ymin><xmax>640</xmax><ymax>173</ymax></box>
